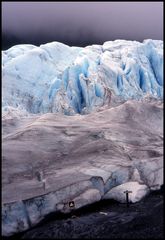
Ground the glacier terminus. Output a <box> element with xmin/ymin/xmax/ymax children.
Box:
<box><xmin>2</xmin><ymin>39</ymin><xmax>163</xmax><ymax>237</ymax></box>
<box><xmin>2</xmin><ymin>39</ymin><xmax>163</xmax><ymax>116</ymax></box>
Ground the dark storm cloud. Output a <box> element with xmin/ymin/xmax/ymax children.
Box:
<box><xmin>2</xmin><ymin>2</ymin><xmax>163</xmax><ymax>50</ymax></box>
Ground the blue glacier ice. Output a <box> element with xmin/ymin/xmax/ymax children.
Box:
<box><xmin>2</xmin><ymin>39</ymin><xmax>163</xmax><ymax>115</ymax></box>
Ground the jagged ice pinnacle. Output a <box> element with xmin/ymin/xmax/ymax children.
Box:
<box><xmin>2</xmin><ymin>39</ymin><xmax>163</xmax><ymax>115</ymax></box>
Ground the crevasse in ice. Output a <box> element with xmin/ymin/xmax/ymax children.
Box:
<box><xmin>2</xmin><ymin>39</ymin><xmax>163</xmax><ymax>115</ymax></box>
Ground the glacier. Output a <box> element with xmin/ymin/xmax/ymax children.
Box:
<box><xmin>2</xmin><ymin>99</ymin><xmax>163</xmax><ymax>236</ymax></box>
<box><xmin>2</xmin><ymin>39</ymin><xmax>163</xmax><ymax>236</ymax></box>
<box><xmin>2</xmin><ymin>39</ymin><xmax>163</xmax><ymax>116</ymax></box>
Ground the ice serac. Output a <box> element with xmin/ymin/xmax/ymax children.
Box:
<box><xmin>2</xmin><ymin>39</ymin><xmax>163</xmax><ymax>116</ymax></box>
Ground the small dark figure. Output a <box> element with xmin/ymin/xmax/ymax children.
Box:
<box><xmin>35</xmin><ymin>171</ymin><xmax>46</xmax><ymax>191</ymax></box>
<box><xmin>35</xmin><ymin>171</ymin><xmax>43</xmax><ymax>181</ymax></box>
<box><xmin>69</xmin><ymin>201</ymin><xmax>75</xmax><ymax>208</ymax></box>
<box><xmin>124</xmin><ymin>190</ymin><xmax>132</xmax><ymax>207</ymax></box>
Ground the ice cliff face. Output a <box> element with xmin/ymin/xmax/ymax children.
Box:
<box><xmin>2</xmin><ymin>39</ymin><xmax>163</xmax><ymax>115</ymax></box>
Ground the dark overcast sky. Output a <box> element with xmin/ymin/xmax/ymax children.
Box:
<box><xmin>2</xmin><ymin>1</ymin><xmax>163</xmax><ymax>50</ymax></box>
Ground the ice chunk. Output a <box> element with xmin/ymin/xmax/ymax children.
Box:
<box><xmin>103</xmin><ymin>181</ymin><xmax>149</xmax><ymax>203</ymax></box>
